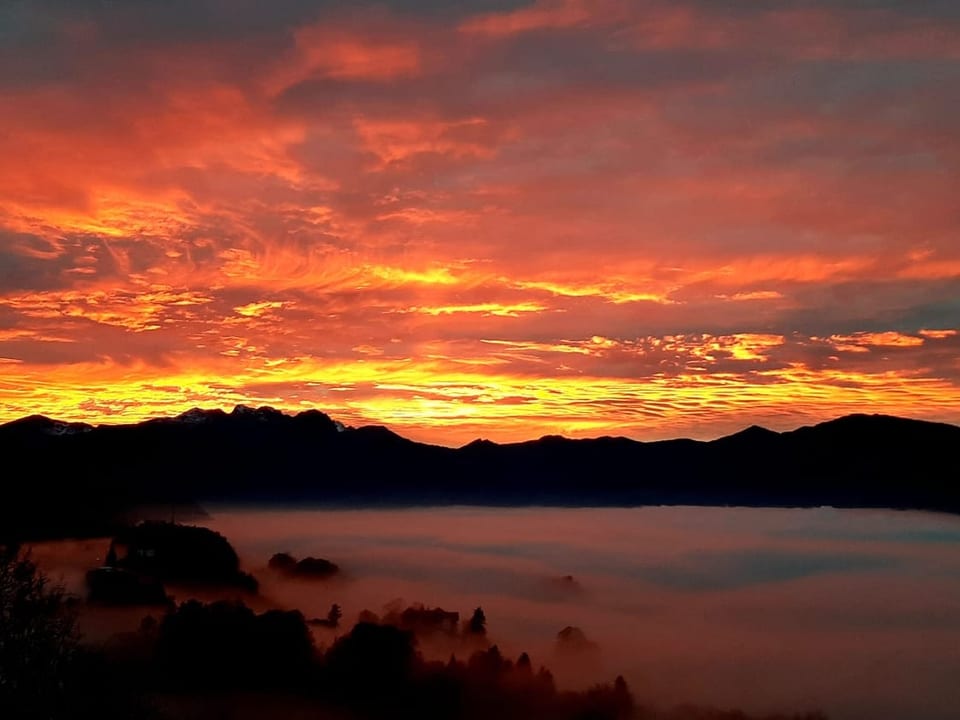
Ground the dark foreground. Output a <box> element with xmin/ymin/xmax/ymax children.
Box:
<box><xmin>3</xmin><ymin>408</ymin><xmax>960</xmax><ymax>540</ymax></box>
<box><xmin>1</xmin><ymin>544</ymin><xmax>828</xmax><ymax>720</ymax></box>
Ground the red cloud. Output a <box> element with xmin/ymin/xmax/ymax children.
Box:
<box><xmin>1</xmin><ymin>1</ymin><xmax>959</xmax><ymax>439</ymax></box>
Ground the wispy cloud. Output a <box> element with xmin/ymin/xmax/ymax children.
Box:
<box><xmin>0</xmin><ymin>0</ymin><xmax>958</xmax><ymax>440</ymax></box>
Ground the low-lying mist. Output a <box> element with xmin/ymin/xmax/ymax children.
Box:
<box><xmin>30</xmin><ymin>506</ymin><xmax>960</xmax><ymax>720</ymax></box>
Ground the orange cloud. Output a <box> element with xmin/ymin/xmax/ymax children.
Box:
<box><xmin>309</xmin><ymin>42</ymin><xmax>419</xmax><ymax>81</ymax></box>
<box><xmin>829</xmin><ymin>332</ymin><xmax>925</xmax><ymax>350</ymax></box>
<box><xmin>406</xmin><ymin>302</ymin><xmax>548</xmax><ymax>318</ymax></box>
<box><xmin>234</xmin><ymin>301</ymin><xmax>285</xmax><ymax>318</ymax></box>
<box><xmin>355</xmin><ymin>117</ymin><xmax>497</xmax><ymax>166</ymax></box>
<box><xmin>1</xmin><ymin>345</ymin><xmax>958</xmax><ymax>446</ymax></box>
<box><xmin>919</xmin><ymin>329</ymin><xmax>958</xmax><ymax>340</ymax></box>
<box><xmin>1</xmin><ymin>0</ymin><xmax>959</xmax><ymax>442</ymax></box>
<box><xmin>510</xmin><ymin>278</ymin><xmax>677</xmax><ymax>305</ymax></box>
<box><xmin>461</xmin><ymin>0</ymin><xmax>607</xmax><ymax>36</ymax></box>
<box><xmin>0</xmin><ymin>288</ymin><xmax>213</xmax><ymax>332</ymax></box>
<box><xmin>899</xmin><ymin>259</ymin><xmax>960</xmax><ymax>280</ymax></box>
<box><xmin>716</xmin><ymin>291</ymin><xmax>784</xmax><ymax>302</ymax></box>
<box><xmin>263</xmin><ymin>23</ymin><xmax>425</xmax><ymax>94</ymax></box>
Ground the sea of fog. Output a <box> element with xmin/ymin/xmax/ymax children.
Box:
<box><xmin>31</xmin><ymin>506</ymin><xmax>960</xmax><ymax>720</ymax></box>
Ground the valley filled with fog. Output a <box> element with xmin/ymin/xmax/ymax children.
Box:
<box><xmin>31</xmin><ymin>505</ymin><xmax>960</xmax><ymax>720</ymax></box>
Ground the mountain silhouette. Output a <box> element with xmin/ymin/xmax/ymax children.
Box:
<box><xmin>2</xmin><ymin>407</ymin><xmax>959</xmax><ymax>539</ymax></box>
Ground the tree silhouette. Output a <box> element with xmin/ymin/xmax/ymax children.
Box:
<box><xmin>467</xmin><ymin>606</ymin><xmax>487</xmax><ymax>635</ymax></box>
<box><xmin>0</xmin><ymin>544</ymin><xmax>79</xmax><ymax>719</ymax></box>
<box><xmin>327</xmin><ymin>603</ymin><xmax>342</xmax><ymax>627</ymax></box>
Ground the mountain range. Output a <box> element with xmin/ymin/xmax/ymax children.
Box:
<box><xmin>2</xmin><ymin>407</ymin><xmax>959</xmax><ymax>539</ymax></box>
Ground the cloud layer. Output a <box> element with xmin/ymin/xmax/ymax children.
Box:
<box><xmin>1</xmin><ymin>0</ymin><xmax>959</xmax><ymax>443</ymax></box>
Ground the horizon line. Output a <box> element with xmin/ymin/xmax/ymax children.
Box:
<box><xmin>3</xmin><ymin>404</ymin><xmax>957</xmax><ymax>450</ymax></box>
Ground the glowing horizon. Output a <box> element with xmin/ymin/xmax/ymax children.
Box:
<box><xmin>2</xmin><ymin>0</ymin><xmax>959</xmax><ymax>445</ymax></box>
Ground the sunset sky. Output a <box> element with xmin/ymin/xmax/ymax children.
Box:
<box><xmin>1</xmin><ymin>0</ymin><xmax>959</xmax><ymax>444</ymax></box>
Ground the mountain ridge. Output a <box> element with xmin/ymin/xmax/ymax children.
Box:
<box><xmin>2</xmin><ymin>407</ymin><xmax>959</xmax><ymax>540</ymax></box>
<box><xmin>9</xmin><ymin>404</ymin><xmax>956</xmax><ymax>444</ymax></box>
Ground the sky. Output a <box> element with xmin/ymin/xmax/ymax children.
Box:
<box><xmin>1</xmin><ymin>0</ymin><xmax>959</xmax><ymax>445</ymax></box>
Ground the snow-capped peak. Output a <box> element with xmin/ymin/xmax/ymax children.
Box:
<box><xmin>174</xmin><ymin>408</ymin><xmax>224</xmax><ymax>424</ymax></box>
<box><xmin>45</xmin><ymin>419</ymin><xmax>93</xmax><ymax>436</ymax></box>
<box><xmin>231</xmin><ymin>404</ymin><xmax>286</xmax><ymax>421</ymax></box>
